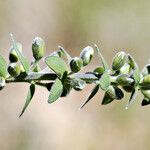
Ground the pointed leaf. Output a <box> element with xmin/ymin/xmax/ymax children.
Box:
<box><xmin>19</xmin><ymin>84</ymin><xmax>35</xmax><ymax>117</ymax></box>
<box><xmin>48</xmin><ymin>78</ymin><xmax>63</xmax><ymax>103</ymax></box>
<box><xmin>99</xmin><ymin>73</ymin><xmax>110</xmax><ymax>91</ymax></box>
<box><xmin>101</xmin><ymin>92</ymin><xmax>114</xmax><ymax>105</ymax></box>
<box><xmin>125</xmin><ymin>88</ymin><xmax>138</xmax><ymax>109</ymax></box>
<box><xmin>94</xmin><ymin>44</ymin><xmax>109</xmax><ymax>71</ymax></box>
<box><xmin>80</xmin><ymin>85</ymin><xmax>99</xmax><ymax>109</ymax></box>
<box><xmin>45</xmin><ymin>56</ymin><xmax>69</xmax><ymax>79</ymax></box>
<box><xmin>0</xmin><ymin>55</ymin><xmax>7</xmax><ymax>78</ymax></box>
<box><xmin>10</xmin><ymin>34</ymin><xmax>30</xmax><ymax>73</ymax></box>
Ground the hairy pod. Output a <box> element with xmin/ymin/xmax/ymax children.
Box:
<box><xmin>32</xmin><ymin>37</ymin><xmax>45</xmax><ymax>60</ymax></box>
<box><xmin>0</xmin><ymin>77</ymin><xmax>5</xmax><ymax>90</ymax></box>
<box><xmin>93</xmin><ymin>66</ymin><xmax>104</xmax><ymax>75</ymax></box>
<box><xmin>80</xmin><ymin>46</ymin><xmax>94</xmax><ymax>66</ymax></box>
<box><xmin>117</xmin><ymin>74</ymin><xmax>134</xmax><ymax>86</ymax></box>
<box><xmin>142</xmin><ymin>74</ymin><xmax>150</xmax><ymax>84</ymax></box>
<box><xmin>7</xmin><ymin>63</ymin><xmax>21</xmax><ymax>77</ymax></box>
<box><xmin>106</xmin><ymin>85</ymin><xmax>124</xmax><ymax>100</ymax></box>
<box><xmin>70</xmin><ymin>57</ymin><xmax>83</xmax><ymax>73</ymax></box>
<box><xmin>9</xmin><ymin>43</ymin><xmax>22</xmax><ymax>62</ymax></box>
<box><xmin>112</xmin><ymin>51</ymin><xmax>127</xmax><ymax>71</ymax></box>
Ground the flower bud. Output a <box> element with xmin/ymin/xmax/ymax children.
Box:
<box><xmin>80</xmin><ymin>46</ymin><xmax>94</xmax><ymax>66</ymax></box>
<box><xmin>7</xmin><ymin>63</ymin><xmax>21</xmax><ymax>77</ymax></box>
<box><xmin>142</xmin><ymin>74</ymin><xmax>150</xmax><ymax>84</ymax></box>
<box><xmin>106</xmin><ymin>85</ymin><xmax>124</xmax><ymax>100</ymax></box>
<box><xmin>112</xmin><ymin>51</ymin><xmax>127</xmax><ymax>71</ymax></box>
<box><xmin>141</xmin><ymin>90</ymin><xmax>150</xmax><ymax>99</ymax></box>
<box><xmin>32</xmin><ymin>37</ymin><xmax>45</xmax><ymax>60</ymax></box>
<box><xmin>9</xmin><ymin>43</ymin><xmax>22</xmax><ymax>62</ymax></box>
<box><xmin>117</xmin><ymin>74</ymin><xmax>134</xmax><ymax>86</ymax></box>
<box><xmin>69</xmin><ymin>57</ymin><xmax>83</xmax><ymax>73</ymax></box>
<box><xmin>0</xmin><ymin>77</ymin><xmax>5</xmax><ymax>90</ymax></box>
<box><xmin>93</xmin><ymin>66</ymin><xmax>104</xmax><ymax>75</ymax></box>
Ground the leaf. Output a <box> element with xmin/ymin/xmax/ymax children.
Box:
<box><xmin>125</xmin><ymin>88</ymin><xmax>138</xmax><ymax>109</ymax></box>
<box><xmin>19</xmin><ymin>84</ymin><xmax>35</xmax><ymax>117</ymax></box>
<box><xmin>48</xmin><ymin>78</ymin><xmax>63</xmax><ymax>103</ymax></box>
<box><xmin>133</xmin><ymin>66</ymin><xmax>141</xmax><ymax>85</ymax></box>
<box><xmin>80</xmin><ymin>84</ymin><xmax>99</xmax><ymax>109</ymax></box>
<box><xmin>10</xmin><ymin>34</ymin><xmax>30</xmax><ymax>73</ymax></box>
<box><xmin>94</xmin><ymin>44</ymin><xmax>109</xmax><ymax>71</ymax></box>
<box><xmin>99</xmin><ymin>73</ymin><xmax>110</xmax><ymax>91</ymax></box>
<box><xmin>0</xmin><ymin>55</ymin><xmax>7</xmax><ymax>78</ymax></box>
<box><xmin>101</xmin><ymin>92</ymin><xmax>114</xmax><ymax>105</ymax></box>
<box><xmin>45</xmin><ymin>56</ymin><xmax>69</xmax><ymax>79</ymax></box>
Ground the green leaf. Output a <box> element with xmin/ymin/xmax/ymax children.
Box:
<box><xmin>19</xmin><ymin>84</ymin><xmax>35</xmax><ymax>117</ymax></box>
<box><xmin>99</xmin><ymin>73</ymin><xmax>110</xmax><ymax>91</ymax></box>
<box><xmin>45</xmin><ymin>56</ymin><xmax>69</xmax><ymax>79</ymax></box>
<box><xmin>48</xmin><ymin>78</ymin><xmax>63</xmax><ymax>103</ymax></box>
<box><xmin>133</xmin><ymin>66</ymin><xmax>141</xmax><ymax>85</ymax></box>
<box><xmin>125</xmin><ymin>88</ymin><xmax>138</xmax><ymax>109</ymax></box>
<box><xmin>10</xmin><ymin>34</ymin><xmax>30</xmax><ymax>74</ymax></box>
<box><xmin>94</xmin><ymin>44</ymin><xmax>109</xmax><ymax>71</ymax></box>
<box><xmin>80</xmin><ymin>84</ymin><xmax>99</xmax><ymax>109</ymax></box>
<box><xmin>0</xmin><ymin>55</ymin><xmax>7</xmax><ymax>78</ymax></box>
<box><xmin>101</xmin><ymin>92</ymin><xmax>114</xmax><ymax>105</ymax></box>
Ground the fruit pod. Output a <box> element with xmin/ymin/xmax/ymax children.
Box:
<box><xmin>7</xmin><ymin>63</ymin><xmax>21</xmax><ymax>77</ymax></box>
<box><xmin>93</xmin><ymin>66</ymin><xmax>104</xmax><ymax>75</ymax></box>
<box><xmin>80</xmin><ymin>46</ymin><xmax>94</xmax><ymax>66</ymax></box>
<box><xmin>106</xmin><ymin>85</ymin><xmax>124</xmax><ymax>100</ymax></box>
<box><xmin>9</xmin><ymin>43</ymin><xmax>22</xmax><ymax>62</ymax></box>
<box><xmin>142</xmin><ymin>74</ymin><xmax>150</xmax><ymax>84</ymax></box>
<box><xmin>0</xmin><ymin>77</ymin><xmax>5</xmax><ymax>90</ymax></box>
<box><xmin>116</xmin><ymin>74</ymin><xmax>134</xmax><ymax>86</ymax></box>
<box><xmin>69</xmin><ymin>57</ymin><xmax>83</xmax><ymax>73</ymax></box>
<box><xmin>112</xmin><ymin>51</ymin><xmax>127</xmax><ymax>71</ymax></box>
<box><xmin>141</xmin><ymin>90</ymin><xmax>150</xmax><ymax>99</ymax></box>
<box><xmin>32</xmin><ymin>37</ymin><xmax>45</xmax><ymax>60</ymax></box>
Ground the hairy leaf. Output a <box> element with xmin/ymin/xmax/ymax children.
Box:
<box><xmin>80</xmin><ymin>84</ymin><xmax>99</xmax><ymax>109</ymax></box>
<box><xmin>45</xmin><ymin>56</ymin><xmax>69</xmax><ymax>79</ymax></box>
<box><xmin>48</xmin><ymin>78</ymin><xmax>63</xmax><ymax>103</ymax></box>
<box><xmin>19</xmin><ymin>84</ymin><xmax>35</xmax><ymax>117</ymax></box>
<box><xmin>0</xmin><ymin>55</ymin><xmax>7</xmax><ymax>78</ymax></box>
<box><xmin>99</xmin><ymin>73</ymin><xmax>110</xmax><ymax>91</ymax></box>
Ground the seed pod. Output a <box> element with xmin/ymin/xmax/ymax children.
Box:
<box><xmin>112</xmin><ymin>51</ymin><xmax>127</xmax><ymax>71</ymax></box>
<box><xmin>142</xmin><ymin>74</ymin><xmax>150</xmax><ymax>84</ymax></box>
<box><xmin>80</xmin><ymin>46</ymin><xmax>94</xmax><ymax>66</ymax></box>
<box><xmin>141</xmin><ymin>90</ymin><xmax>150</xmax><ymax>99</ymax></box>
<box><xmin>93</xmin><ymin>66</ymin><xmax>104</xmax><ymax>75</ymax></box>
<box><xmin>142</xmin><ymin>64</ymin><xmax>150</xmax><ymax>76</ymax></box>
<box><xmin>141</xmin><ymin>98</ymin><xmax>150</xmax><ymax>106</ymax></box>
<box><xmin>7</xmin><ymin>63</ymin><xmax>21</xmax><ymax>77</ymax></box>
<box><xmin>32</xmin><ymin>37</ymin><xmax>45</xmax><ymax>60</ymax></box>
<box><xmin>117</xmin><ymin>74</ymin><xmax>134</xmax><ymax>86</ymax></box>
<box><xmin>9</xmin><ymin>43</ymin><xmax>22</xmax><ymax>62</ymax></box>
<box><xmin>69</xmin><ymin>57</ymin><xmax>83</xmax><ymax>73</ymax></box>
<box><xmin>106</xmin><ymin>85</ymin><xmax>124</xmax><ymax>100</ymax></box>
<box><xmin>0</xmin><ymin>77</ymin><xmax>5</xmax><ymax>90</ymax></box>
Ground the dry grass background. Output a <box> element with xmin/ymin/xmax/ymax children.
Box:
<box><xmin>0</xmin><ymin>0</ymin><xmax>150</xmax><ymax>149</ymax></box>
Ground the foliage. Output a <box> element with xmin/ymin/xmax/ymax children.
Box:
<box><xmin>0</xmin><ymin>34</ymin><xmax>150</xmax><ymax>116</ymax></box>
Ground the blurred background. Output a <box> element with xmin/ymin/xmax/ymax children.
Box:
<box><xmin>0</xmin><ymin>0</ymin><xmax>150</xmax><ymax>149</ymax></box>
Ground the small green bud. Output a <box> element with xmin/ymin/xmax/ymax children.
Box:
<box><xmin>142</xmin><ymin>74</ymin><xmax>150</xmax><ymax>84</ymax></box>
<box><xmin>142</xmin><ymin>64</ymin><xmax>150</xmax><ymax>76</ymax></box>
<box><xmin>80</xmin><ymin>46</ymin><xmax>94</xmax><ymax>66</ymax></box>
<box><xmin>71</xmin><ymin>79</ymin><xmax>86</xmax><ymax>91</ymax></box>
<box><xmin>7</xmin><ymin>63</ymin><xmax>21</xmax><ymax>77</ymax></box>
<box><xmin>120</xmin><ymin>63</ymin><xmax>130</xmax><ymax>74</ymax></box>
<box><xmin>9</xmin><ymin>43</ymin><xmax>22</xmax><ymax>62</ymax></box>
<box><xmin>69</xmin><ymin>57</ymin><xmax>83</xmax><ymax>73</ymax></box>
<box><xmin>106</xmin><ymin>85</ymin><xmax>124</xmax><ymax>100</ymax></box>
<box><xmin>0</xmin><ymin>77</ymin><xmax>5</xmax><ymax>90</ymax></box>
<box><xmin>112</xmin><ymin>51</ymin><xmax>127</xmax><ymax>71</ymax></box>
<box><xmin>93</xmin><ymin>66</ymin><xmax>104</xmax><ymax>75</ymax></box>
<box><xmin>141</xmin><ymin>90</ymin><xmax>150</xmax><ymax>99</ymax></box>
<box><xmin>32</xmin><ymin>37</ymin><xmax>45</xmax><ymax>60</ymax></box>
<box><xmin>117</xmin><ymin>74</ymin><xmax>134</xmax><ymax>86</ymax></box>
